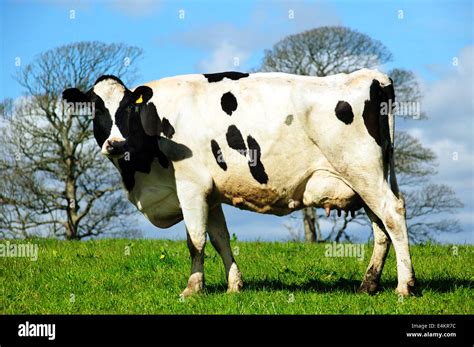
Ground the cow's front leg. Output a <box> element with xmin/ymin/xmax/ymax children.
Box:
<box><xmin>181</xmin><ymin>228</ymin><xmax>206</xmax><ymax>297</ymax></box>
<box><xmin>176</xmin><ymin>180</ymin><xmax>211</xmax><ymax>297</ymax></box>
<box><xmin>208</xmin><ymin>204</ymin><xmax>243</xmax><ymax>293</ymax></box>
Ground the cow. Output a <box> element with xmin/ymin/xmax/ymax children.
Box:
<box><xmin>62</xmin><ymin>69</ymin><xmax>416</xmax><ymax>297</ymax></box>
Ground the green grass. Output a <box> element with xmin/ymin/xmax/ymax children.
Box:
<box><xmin>1</xmin><ymin>239</ymin><xmax>473</xmax><ymax>314</ymax></box>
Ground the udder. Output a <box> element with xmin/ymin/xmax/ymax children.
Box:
<box><xmin>302</xmin><ymin>170</ymin><xmax>363</xmax><ymax>216</ymax></box>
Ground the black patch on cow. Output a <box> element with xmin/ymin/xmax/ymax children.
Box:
<box><xmin>116</xmin><ymin>101</ymin><xmax>170</xmax><ymax>191</ymax></box>
<box><xmin>62</xmin><ymin>88</ymin><xmax>89</xmax><ymax>103</ymax></box>
<box><xmin>90</xmin><ymin>94</ymin><xmax>112</xmax><ymax>147</ymax></box>
<box><xmin>139</xmin><ymin>102</ymin><xmax>161</xmax><ymax>137</ymax></box>
<box><xmin>138</xmin><ymin>101</ymin><xmax>174</xmax><ymax>140</ymax></box>
<box><xmin>156</xmin><ymin>148</ymin><xmax>170</xmax><ymax>168</ymax></box>
<box><xmin>285</xmin><ymin>114</ymin><xmax>293</xmax><ymax>126</ymax></box>
<box><xmin>132</xmin><ymin>85</ymin><xmax>153</xmax><ymax>105</ymax></box>
<box><xmin>387</xmin><ymin>77</ymin><xmax>395</xmax><ymax>98</ymax></box>
<box><xmin>63</xmin><ymin>86</ymin><xmax>114</xmax><ymax>149</ymax></box>
<box><xmin>362</xmin><ymin>79</ymin><xmax>392</xmax><ymax>147</ymax></box>
<box><xmin>116</xmin><ymin>85</ymin><xmax>155</xmax><ymax>139</ymax></box>
<box><xmin>334</xmin><ymin>101</ymin><xmax>354</xmax><ymax>124</ymax></box>
<box><xmin>246</xmin><ymin>135</ymin><xmax>268</xmax><ymax>184</ymax></box>
<box><xmin>94</xmin><ymin>75</ymin><xmax>125</xmax><ymax>86</ymax></box>
<box><xmin>226</xmin><ymin>125</ymin><xmax>247</xmax><ymax>156</ymax></box>
<box><xmin>221</xmin><ymin>92</ymin><xmax>238</xmax><ymax>116</ymax></box>
<box><xmin>358</xmin><ymin>265</ymin><xmax>381</xmax><ymax>294</ymax></box>
<box><xmin>210</xmin><ymin>140</ymin><xmax>227</xmax><ymax>171</ymax></box>
<box><xmin>203</xmin><ymin>71</ymin><xmax>249</xmax><ymax>83</ymax></box>
<box><xmin>114</xmin><ymin>92</ymin><xmax>137</xmax><ymax>138</ymax></box>
<box><xmin>117</xmin><ymin>138</ymin><xmax>169</xmax><ymax>191</ymax></box>
<box><xmin>380</xmin><ymin>82</ymin><xmax>393</xmax><ymax>152</ymax></box>
<box><xmin>116</xmin><ymin>88</ymin><xmax>153</xmax><ymax>138</ymax></box>
<box><xmin>159</xmin><ymin>138</ymin><xmax>193</xmax><ymax>161</ymax></box>
<box><xmin>362</xmin><ymin>100</ymin><xmax>380</xmax><ymax>146</ymax></box>
<box><xmin>62</xmin><ymin>87</ymin><xmax>112</xmax><ymax>148</ymax></box>
<box><xmin>161</xmin><ymin>118</ymin><xmax>175</xmax><ymax>139</ymax></box>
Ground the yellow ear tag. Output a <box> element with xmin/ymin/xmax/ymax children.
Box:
<box><xmin>136</xmin><ymin>95</ymin><xmax>143</xmax><ymax>104</ymax></box>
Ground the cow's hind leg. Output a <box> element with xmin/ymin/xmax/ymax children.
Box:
<box><xmin>208</xmin><ymin>204</ymin><xmax>243</xmax><ymax>293</ymax></box>
<box><xmin>358</xmin><ymin>207</ymin><xmax>391</xmax><ymax>294</ymax></box>
<box><xmin>359</xmin><ymin>184</ymin><xmax>416</xmax><ymax>296</ymax></box>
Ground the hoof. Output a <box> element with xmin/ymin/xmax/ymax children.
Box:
<box><xmin>180</xmin><ymin>287</ymin><xmax>195</xmax><ymax>298</ymax></box>
<box><xmin>227</xmin><ymin>263</ymin><xmax>243</xmax><ymax>293</ymax></box>
<box><xmin>395</xmin><ymin>279</ymin><xmax>416</xmax><ymax>297</ymax></box>
<box><xmin>181</xmin><ymin>272</ymin><xmax>204</xmax><ymax>297</ymax></box>
<box><xmin>358</xmin><ymin>281</ymin><xmax>379</xmax><ymax>295</ymax></box>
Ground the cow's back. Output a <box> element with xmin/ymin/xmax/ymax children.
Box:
<box><xmin>143</xmin><ymin>69</ymin><xmax>390</xmax><ymax>215</ymax></box>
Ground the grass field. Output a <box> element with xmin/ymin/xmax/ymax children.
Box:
<box><xmin>1</xmin><ymin>239</ymin><xmax>473</xmax><ymax>314</ymax></box>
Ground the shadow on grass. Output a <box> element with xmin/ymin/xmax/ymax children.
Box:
<box><xmin>205</xmin><ymin>278</ymin><xmax>360</xmax><ymax>294</ymax></box>
<box><xmin>205</xmin><ymin>277</ymin><xmax>474</xmax><ymax>295</ymax></box>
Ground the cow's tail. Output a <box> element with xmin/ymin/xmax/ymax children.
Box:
<box><xmin>386</xmin><ymin>77</ymin><xmax>400</xmax><ymax>198</ymax></box>
<box><xmin>388</xmin><ymin>105</ymin><xmax>399</xmax><ymax>197</ymax></box>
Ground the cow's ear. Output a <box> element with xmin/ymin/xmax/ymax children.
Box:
<box><xmin>62</xmin><ymin>88</ymin><xmax>89</xmax><ymax>103</ymax></box>
<box><xmin>131</xmin><ymin>86</ymin><xmax>153</xmax><ymax>105</ymax></box>
<box><xmin>140</xmin><ymin>102</ymin><xmax>161</xmax><ymax>137</ymax></box>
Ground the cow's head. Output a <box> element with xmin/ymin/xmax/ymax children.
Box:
<box><xmin>62</xmin><ymin>75</ymin><xmax>160</xmax><ymax>159</ymax></box>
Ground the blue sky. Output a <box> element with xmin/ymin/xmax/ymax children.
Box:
<box><xmin>1</xmin><ymin>0</ymin><xmax>472</xmax><ymax>243</ymax></box>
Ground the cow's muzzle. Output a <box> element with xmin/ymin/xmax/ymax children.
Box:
<box><xmin>104</xmin><ymin>139</ymin><xmax>127</xmax><ymax>158</ymax></box>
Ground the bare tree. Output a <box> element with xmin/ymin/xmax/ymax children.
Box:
<box><xmin>258</xmin><ymin>26</ymin><xmax>463</xmax><ymax>243</ymax></box>
<box><xmin>389</xmin><ymin>68</ymin><xmax>424</xmax><ymax>115</ymax></box>
<box><xmin>0</xmin><ymin>42</ymin><xmax>143</xmax><ymax>240</ymax></box>
<box><xmin>394</xmin><ymin>132</ymin><xmax>463</xmax><ymax>242</ymax></box>
<box><xmin>0</xmin><ymin>98</ymin><xmax>14</xmax><ymax>119</ymax></box>
<box><xmin>260</xmin><ymin>26</ymin><xmax>392</xmax><ymax>77</ymax></box>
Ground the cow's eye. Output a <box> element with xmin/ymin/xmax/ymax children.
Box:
<box><xmin>127</xmin><ymin>104</ymin><xmax>135</xmax><ymax>111</ymax></box>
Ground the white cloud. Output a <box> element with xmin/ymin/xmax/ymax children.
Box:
<box><xmin>163</xmin><ymin>1</ymin><xmax>341</xmax><ymax>73</ymax></box>
<box><xmin>108</xmin><ymin>0</ymin><xmax>159</xmax><ymax>17</ymax></box>
<box><xmin>196</xmin><ymin>41</ymin><xmax>249</xmax><ymax>73</ymax></box>
<box><xmin>422</xmin><ymin>45</ymin><xmax>474</xmax><ymax>146</ymax></box>
<box><xmin>402</xmin><ymin>45</ymin><xmax>474</xmax><ymax>240</ymax></box>
<box><xmin>41</xmin><ymin>0</ymin><xmax>159</xmax><ymax>17</ymax></box>
<box><xmin>40</xmin><ymin>0</ymin><xmax>91</xmax><ymax>10</ymax></box>
<box><xmin>405</xmin><ymin>127</ymin><xmax>474</xmax><ymax>187</ymax></box>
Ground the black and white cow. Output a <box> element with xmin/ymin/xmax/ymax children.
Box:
<box><xmin>63</xmin><ymin>69</ymin><xmax>415</xmax><ymax>297</ymax></box>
